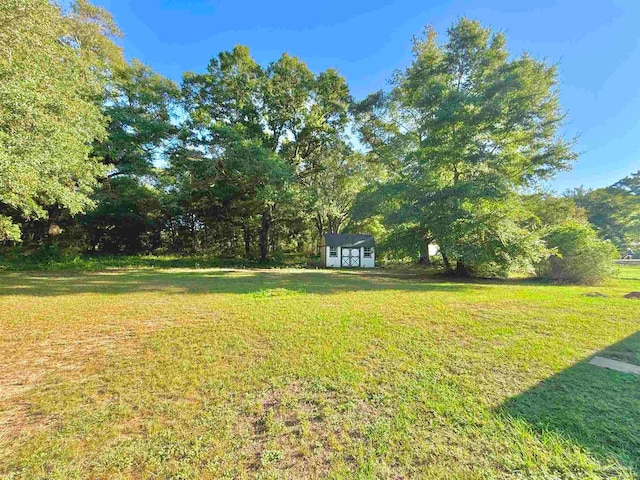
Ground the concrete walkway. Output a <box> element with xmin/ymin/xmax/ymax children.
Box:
<box><xmin>589</xmin><ymin>356</ymin><xmax>640</xmax><ymax>374</ymax></box>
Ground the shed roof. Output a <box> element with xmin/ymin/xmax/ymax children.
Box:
<box><xmin>321</xmin><ymin>234</ymin><xmax>375</xmax><ymax>248</ymax></box>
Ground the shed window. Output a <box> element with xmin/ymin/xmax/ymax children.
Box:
<box><xmin>329</xmin><ymin>246</ymin><xmax>338</xmax><ymax>257</ymax></box>
<box><xmin>364</xmin><ymin>247</ymin><xmax>372</xmax><ymax>258</ymax></box>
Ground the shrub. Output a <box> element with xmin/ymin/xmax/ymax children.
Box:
<box><xmin>537</xmin><ymin>222</ymin><xmax>617</xmax><ymax>284</ymax></box>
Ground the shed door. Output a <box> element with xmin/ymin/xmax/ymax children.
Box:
<box><xmin>341</xmin><ymin>248</ymin><xmax>360</xmax><ymax>267</ymax></box>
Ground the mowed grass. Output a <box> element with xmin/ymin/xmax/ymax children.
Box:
<box><xmin>1</xmin><ymin>266</ymin><xmax>639</xmax><ymax>479</ymax></box>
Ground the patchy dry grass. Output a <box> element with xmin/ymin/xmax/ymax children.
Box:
<box><xmin>0</xmin><ymin>266</ymin><xmax>639</xmax><ymax>479</ymax></box>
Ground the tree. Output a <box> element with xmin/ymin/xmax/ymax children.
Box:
<box><xmin>613</xmin><ymin>170</ymin><xmax>640</xmax><ymax>196</ymax></box>
<box><xmin>354</xmin><ymin>19</ymin><xmax>576</xmax><ymax>276</ymax></box>
<box><xmin>94</xmin><ymin>60</ymin><xmax>180</xmax><ymax>178</ymax></box>
<box><xmin>0</xmin><ymin>0</ymin><xmax>123</xmax><ymax>241</ymax></box>
<box><xmin>351</xmin><ymin>91</ymin><xmax>437</xmax><ymax>265</ymax></box>
<box><xmin>613</xmin><ymin>171</ymin><xmax>640</xmax><ymax>246</ymax></box>
<box><xmin>82</xmin><ymin>177</ymin><xmax>162</xmax><ymax>253</ymax></box>
<box><xmin>180</xmin><ymin>45</ymin><xmax>351</xmax><ymax>260</ymax></box>
<box><xmin>81</xmin><ymin>61</ymin><xmax>179</xmax><ymax>253</ymax></box>
<box><xmin>536</xmin><ymin>221</ymin><xmax>617</xmax><ymax>284</ymax></box>
<box><xmin>305</xmin><ymin>146</ymin><xmax>370</xmax><ymax>237</ymax></box>
<box><xmin>569</xmin><ymin>171</ymin><xmax>640</xmax><ymax>250</ymax></box>
<box><xmin>522</xmin><ymin>193</ymin><xmax>587</xmax><ymax>229</ymax></box>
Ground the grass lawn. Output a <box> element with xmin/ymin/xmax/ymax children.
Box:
<box><xmin>1</xmin><ymin>266</ymin><xmax>639</xmax><ymax>479</ymax></box>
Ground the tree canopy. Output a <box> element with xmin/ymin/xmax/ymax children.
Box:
<box><xmin>353</xmin><ymin>19</ymin><xmax>576</xmax><ymax>275</ymax></box>
<box><xmin>177</xmin><ymin>45</ymin><xmax>353</xmax><ymax>259</ymax></box>
<box><xmin>0</xmin><ymin>4</ymin><xmax>632</xmax><ymax>281</ymax></box>
<box><xmin>568</xmin><ymin>171</ymin><xmax>640</xmax><ymax>250</ymax></box>
<box><xmin>0</xmin><ymin>0</ymin><xmax>123</xmax><ymax>240</ymax></box>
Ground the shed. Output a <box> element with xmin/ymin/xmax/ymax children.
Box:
<box><xmin>320</xmin><ymin>234</ymin><xmax>375</xmax><ymax>268</ymax></box>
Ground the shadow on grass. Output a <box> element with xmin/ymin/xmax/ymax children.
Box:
<box><xmin>501</xmin><ymin>332</ymin><xmax>640</xmax><ymax>474</ymax></box>
<box><xmin>0</xmin><ymin>269</ymin><xmax>480</xmax><ymax>297</ymax></box>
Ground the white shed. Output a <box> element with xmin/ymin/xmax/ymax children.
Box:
<box><xmin>320</xmin><ymin>234</ymin><xmax>375</xmax><ymax>268</ymax></box>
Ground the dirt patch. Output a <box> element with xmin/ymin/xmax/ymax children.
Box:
<box><xmin>584</xmin><ymin>292</ymin><xmax>608</xmax><ymax>298</ymax></box>
<box><xmin>232</xmin><ymin>380</ymin><xmax>390</xmax><ymax>478</ymax></box>
<box><xmin>0</xmin><ymin>316</ymin><xmax>179</xmax><ymax>443</ymax></box>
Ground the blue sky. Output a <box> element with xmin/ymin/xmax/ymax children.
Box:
<box><xmin>91</xmin><ymin>0</ymin><xmax>639</xmax><ymax>191</ymax></box>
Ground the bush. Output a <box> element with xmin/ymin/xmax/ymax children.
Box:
<box><xmin>537</xmin><ymin>222</ymin><xmax>617</xmax><ymax>284</ymax></box>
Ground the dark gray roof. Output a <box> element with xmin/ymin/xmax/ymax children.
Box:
<box><xmin>321</xmin><ymin>234</ymin><xmax>375</xmax><ymax>248</ymax></box>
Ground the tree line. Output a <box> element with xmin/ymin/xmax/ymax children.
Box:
<box><xmin>1</xmin><ymin>1</ymin><xmax>638</xmax><ymax>281</ymax></box>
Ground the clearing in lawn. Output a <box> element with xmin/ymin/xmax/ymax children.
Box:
<box><xmin>1</xmin><ymin>266</ymin><xmax>639</xmax><ymax>479</ymax></box>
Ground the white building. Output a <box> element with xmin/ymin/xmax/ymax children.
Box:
<box><xmin>320</xmin><ymin>234</ymin><xmax>375</xmax><ymax>268</ymax></box>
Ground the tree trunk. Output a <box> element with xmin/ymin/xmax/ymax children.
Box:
<box><xmin>441</xmin><ymin>251</ymin><xmax>453</xmax><ymax>274</ymax></box>
<box><xmin>327</xmin><ymin>215</ymin><xmax>336</xmax><ymax>234</ymax></box>
<box><xmin>455</xmin><ymin>260</ymin><xmax>471</xmax><ymax>277</ymax></box>
<box><xmin>189</xmin><ymin>213</ymin><xmax>200</xmax><ymax>254</ymax></box>
<box><xmin>45</xmin><ymin>206</ymin><xmax>62</xmax><ymax>245</ymax></box>
<box><xmin>242</xmin><ymin>223</ymin><xmax>251</xmax><ymax>259</ymax></box>
<box><xmin>418</xmin><ymin>240</ymin><xmax>432</xmax><ymax>265</ymax></box>
<box><xmin>259</xmin><ymin>209</ymin><xmax>271</xmax><ymax>261</ymax></box>
<box><xmin>270</xmin><ymin>227</ymin><xmax>277</xmax><ymax>257</ymax></box>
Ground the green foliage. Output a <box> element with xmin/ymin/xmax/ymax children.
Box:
<box><xmin>429</xmin><ymin>188</ymin><xmax>548</xmax><ymax>277</ymax></box>
<box><xmin>94</xmin><ymin>60</ymin><xmax>180</xmax><ymax>177</ymax></box>
<box><xmin>0</xmin><ymin>251</ymin><xmax>316</xmax><ymax>272</ymax></box>
<box><xmin>81</xmin><ymin>177</ymin><xmax>163</xmax><ymax>253</ymax></box>
<box><xmin>523</xmin><ymin>193</ymin><xmax>621</xmax><ymax>284</ymax></box>
<box><xmin>537</xmin><ymin>221</ymin><xmax>618</xmax><ymax>284</ymax></box>
<box><xmin>0</xmin><ymin>215</ymin><xmax>21</xmax><ymax>241</ymax></box>
<box><xmin>569</xmin><ymin>171</ymin><xmax>640</xmax><ymax>250</ymax></box>
<box><xmin>373</xmin><ymin>223</ymin><xmax>423</xmax><ymax>261</ymax></box>
<box><xmin>177</xmin><ymin>45</ymin><xmax>352</xmax><ymax>259</ymax></box>
<box><xmin>523</xmin><ymin>193</ymin><xmax>588</xmax><ymax>229</ymax></box>
<box><xmin>0</xmin><ymin>5</ymin><xmax>631</xmax><ymax>276</ymax></box>
<box><xmin>0</xmin><ymin>0</ymin><xmax>123</xmax><ymax>240</ymax></box>
<box><xmin>353</xmin><ymin>18</ymin><xmax>576</xmax><ymax>277</ymax></box>
<box><xmin>78</xmin><ymin>60</ymin><xmax>179</xmax><ymax>254</ymax></box>
<box><xmin>306</xmin><ymin>149</ymin><xmax>372</xmax><ymax>235</ymax></box>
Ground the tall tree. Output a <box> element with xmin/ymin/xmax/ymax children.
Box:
<box><xmin>0</xmin><ymin>0</ymin><xmax>123</xmax><ymax>241</ymax></box>
<box><xmin>94</xmin><ymin>60</ymin><xmax>180</xmax><ymax>178</ymax></box>
<box><xmin>180</xmin><ymin>45</ymin><xmax>351</xmax><ymax>260</ymax></box>
<box><xmin>569</xmin><ymin>171</ymin><xmax>640</xmax><ymax>249</ymax></box>
<box><xmin>355</xmin><ymin>19</ymin><xmax>576</xmax><ymax>276</ymax></box>
<box><xmin>82</xmin><ymin>60</ymin><xmax>180</xmax><ymax>253</ymax></box>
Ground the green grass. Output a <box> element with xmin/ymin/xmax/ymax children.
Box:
<box><xmin>1</xmin><ymin>266</ymin><xmax>639</xmax><ymax>479</ymax></box>
<box><xmin>0</xmin><ymin>251</ymin><xmax>318</xmax><ymax>272</ymax></box>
